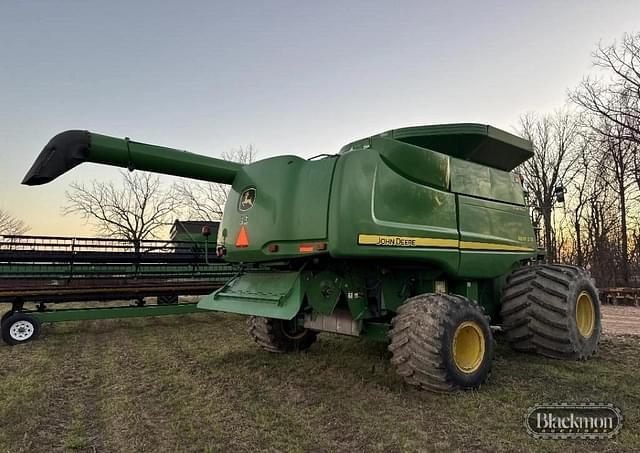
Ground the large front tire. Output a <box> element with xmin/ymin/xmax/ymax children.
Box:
<box><xmin>246</xmin><ymin>316</ymin><xmax>317</xmax><ymax>353</ymax></box>
<box><xmin>388</xmin><ymin>293</ymin><xmax>494</xmax><ymax>392</ymax></box>
<box><xmin>500</xmin><ymin>264</ymin><xmax>601</xmax><ymax>360</ymax></box>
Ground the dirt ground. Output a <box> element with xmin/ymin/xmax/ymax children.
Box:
<box><xmin>601</xmin><ymin>304</ymin><xmax>640</xmax><ymax>336</ymax></box>
<box><xmin>0</xmin><ymin>307</ymin><xmax>638</xmax><ymax>452</ymax></box>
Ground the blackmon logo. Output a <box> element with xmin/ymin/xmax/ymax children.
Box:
<box><xmin>525</xmin><ymin>403</ymin><xmax>622</xmax><ymax>439</ymax></box>
<box><xmin>239</xmin><ymin>188</ymin><xmax>256</xmax><ymax>211</ymax></box>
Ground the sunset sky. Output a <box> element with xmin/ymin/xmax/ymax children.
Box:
<box><xmin>1</xmin><ymin>1</ymin><xmax>639</xmax><ymax>237</ymax></box>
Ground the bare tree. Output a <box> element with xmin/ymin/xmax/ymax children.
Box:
<box><xmin>568</xmin><ymin>32</ymin><xmax>640</xmax><ymax>286</ymax></box>
<box><xmin>517</xmin><ymin>109</ymin><xmax>582</xmax><ymax>262</ymax></box>
<box><xmin>562</xmin><ymin>135</ymin><xmax>597</xmax><ymax>267</ymax></box>
<box><xmin>175</xmin><ymin>145</ymin><xmax>257</xmax><ymax>221</ymax></box>
<box><xmin>64</xmin><ymin>171</ymin><xmax>178</xmax><ymax>249</ymax></box>
<box><xmin>0</xmin><ymin>209</ymin><xmax>30</xmax><ymax>235</ymax></box>
<box><xmin>570</xmin><ymin>32</ymin><xmax>640</xmax><ymax>145</ymax></box>
<box><xmin>599</xmin><ymin>122</ymin><xmax>636</xmax><ymax>284</ymax></box>
<box><xmin>584</xmin><ymin>185</ymin><xmax>619</xmax><ymax>286</ymax></box>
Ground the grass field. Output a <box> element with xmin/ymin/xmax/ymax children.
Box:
<box><xmin>0</xmin><ymin>310</ymin><xmax>638</xmax><ymax>452</ymax></box>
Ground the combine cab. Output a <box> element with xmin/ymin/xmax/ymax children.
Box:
<box><xmin>22</xmin><ymin>123</ymin><xmax>601</xmax><ymax>392</ymax></box>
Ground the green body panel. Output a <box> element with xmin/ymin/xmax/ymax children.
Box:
<box><xmin>457</xmin><ymin>195</ymin><xmax>536</xmax><ymax>278</ymax></box>
<box><xmin>450</xmin><ymin>159</ymin><xmax>525</xmax><ymax>205</ymax></box>
<box><xmin>218</xmin><ymin>156</ymin><xmax>337</xmax><ymax>263</ymax></box>
<box><xmin>452</xmin><ymin>281</ymin><xmax>479</xmax><ymax>302</ymax></box>
<box><xmin>326</xmin><ymin>148</ymin><xmax>460</xmax><ymax>274</ymax></box>
<box><xmin>374</xmin><ymin>136</ymin><xmax>450</xmax><ymax>189</ymax></box>
<box><xmin>198</xmin><ymin>270</ymin><xmax>307</xmax><ymax>319</ymax></box>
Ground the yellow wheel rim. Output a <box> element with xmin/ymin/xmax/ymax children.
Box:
<box><xmin>452</xmin><ymin>321</ymin><xmax>485</xmax><ymax>374</ymax></box>
<box><xmin>576</xmin><ymin>291</ymin><xmax>595</xmax><ymax>338</ymax></box>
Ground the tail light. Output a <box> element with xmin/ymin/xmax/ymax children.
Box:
<box><xmin>299</xmin><ymin>242</ymin><xmax>327</xmax><ymax>253</ymax></box>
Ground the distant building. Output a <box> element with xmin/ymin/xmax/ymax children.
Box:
<box><xmin>170</xmin><ymin>220</ymin><xmax>220</xmax><ymax>243</ymax></box>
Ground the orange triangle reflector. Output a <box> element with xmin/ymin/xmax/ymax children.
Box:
<box><xmin>235</xmin><ymin>225</ymin><xmax>249</xmax><ymax>248</ymax></box>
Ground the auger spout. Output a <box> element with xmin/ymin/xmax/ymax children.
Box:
<box><xmin>22</xmin><ymin>130</ymin><xmax>242</xmax><ymax>186</ymax></box>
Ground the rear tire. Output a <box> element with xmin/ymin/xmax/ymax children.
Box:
<box><xmin>388</xmin><ymin>293</ymin><xmax>494</xmax><ymax>392</ymax></box>
<box><xmin>246</xmin><ymin>316</ymin><xmax>317</xmax><ymax>353</ymax></box>
<box><xmin>1</xmin><ymin>313</ymin><xmax>41</xmax><ymax>346</ymax></box>
<box><xmin>500</xmin><ymin>264</ymin><xmax>601</xmax><ymax>360</ymax></box>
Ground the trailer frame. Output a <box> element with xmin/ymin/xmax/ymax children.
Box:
<box><xmin>0</xmin><ymin>234</ymin><xmax>235</xmax><ymax>345</ymax></box>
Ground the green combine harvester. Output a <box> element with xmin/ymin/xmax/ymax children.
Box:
<box><xmin>22</xmin><ymin>124</ymin><xmax>601</xmax><ymax>392</ymax></box>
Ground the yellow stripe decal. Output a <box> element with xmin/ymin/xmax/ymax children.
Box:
<box><xmin>358</xmin><ymin>234</ymin><xmax>459</xmax><ymax>248</ymax></box>
<box><xmin>357</xmin><ymin>234</ymin><xmax>535</xmax><ymax>252</ymax></box>
<box><xmin>459</xmin><ymin>241</ymin><xmax>535</xmax><ymax>252</ymax></box>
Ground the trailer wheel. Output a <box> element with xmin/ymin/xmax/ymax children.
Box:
<box><xmin>246</xmin><ymin>316</ymin><xmax>317</xmax><ymax>353</ymax></box>
<box><xmin>388</xmin><ymin>293</ymin><xmax>494</xmax><ymax>392</ymax></box>
<box><xmin>1</xmin><ymin>313</ymin><xmax>41</xmax><ymax>346</ymax></box>
<box><xmin>500</xmin><ymin>264</ymin><xmax>601</xmax><ymax>360</ymax></box>
<box><xmin>1</xmin><ymin>310</ymin><xmax>13</xmax><ymax>325</ymax></box>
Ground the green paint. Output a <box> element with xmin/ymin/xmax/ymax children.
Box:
<box><xmin>219</xmin><ymin>155</ymin><xmax>337</xmax><ymax>262</ymax></box>
<box><xmin>457</xmin><ymin>194</ymin><xmax>536</xmax><ymax>278</ymax></box>
<box><xmin>388</xmin><ymin>123</ymin><xmax>533</xmax><ymax>171</ymax></box>
<box><xmin>30</xmin><ymin>303</ymin><xmax>204</xmax><ymax>323</ymax></box>
<box><xmin>327</xmin><ymin>148</ymin><xmax>460</xmax><ymax>275</ymax></box>
<box><xmin>89</xmin><ymin>133</ymin><xmax>242</xmax><ymax>184</ymax></box>
<box><xmin>374</xmin><ymin>136</ymin><xmax>450</xmax><ymax>189</ymax></box>
<box><xmin>452</xmin><ymin>281</ymin><xmax>479</xmax><ymax>302</ymax></box>
<box><xmin>0</xmin><ymin>263</ymin><xmax>234</xmax><ymax>279</ymax></box>
<box><xmin>451</xmin><ymin>159</ymin><xmax>525</xmax><ymax>205</ymax></box>
<box><xmin>198</xmin><ymin>270</ymin><xmax>307</xmax><ymax>319</ymax></box>
<box><xmin>306</xmin><ymin>271</ymin><xmax>343</xmax><ymax>315</ymax></box>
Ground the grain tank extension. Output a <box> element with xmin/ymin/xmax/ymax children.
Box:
<box><xmin>23</xmin><ymin>124</ymin><xmax>602</xmax><ymax>392</ymax></box>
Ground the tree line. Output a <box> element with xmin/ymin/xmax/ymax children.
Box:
<box><xmin>518</xmin><ymin>32</ymin><xmax>640</xmax><ymax>287</ymax></box>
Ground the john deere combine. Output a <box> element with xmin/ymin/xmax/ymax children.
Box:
<box><xmin>22</xmin><ymin>124</ymin><xmax>601</xmax><ymax>392</ymax></box>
